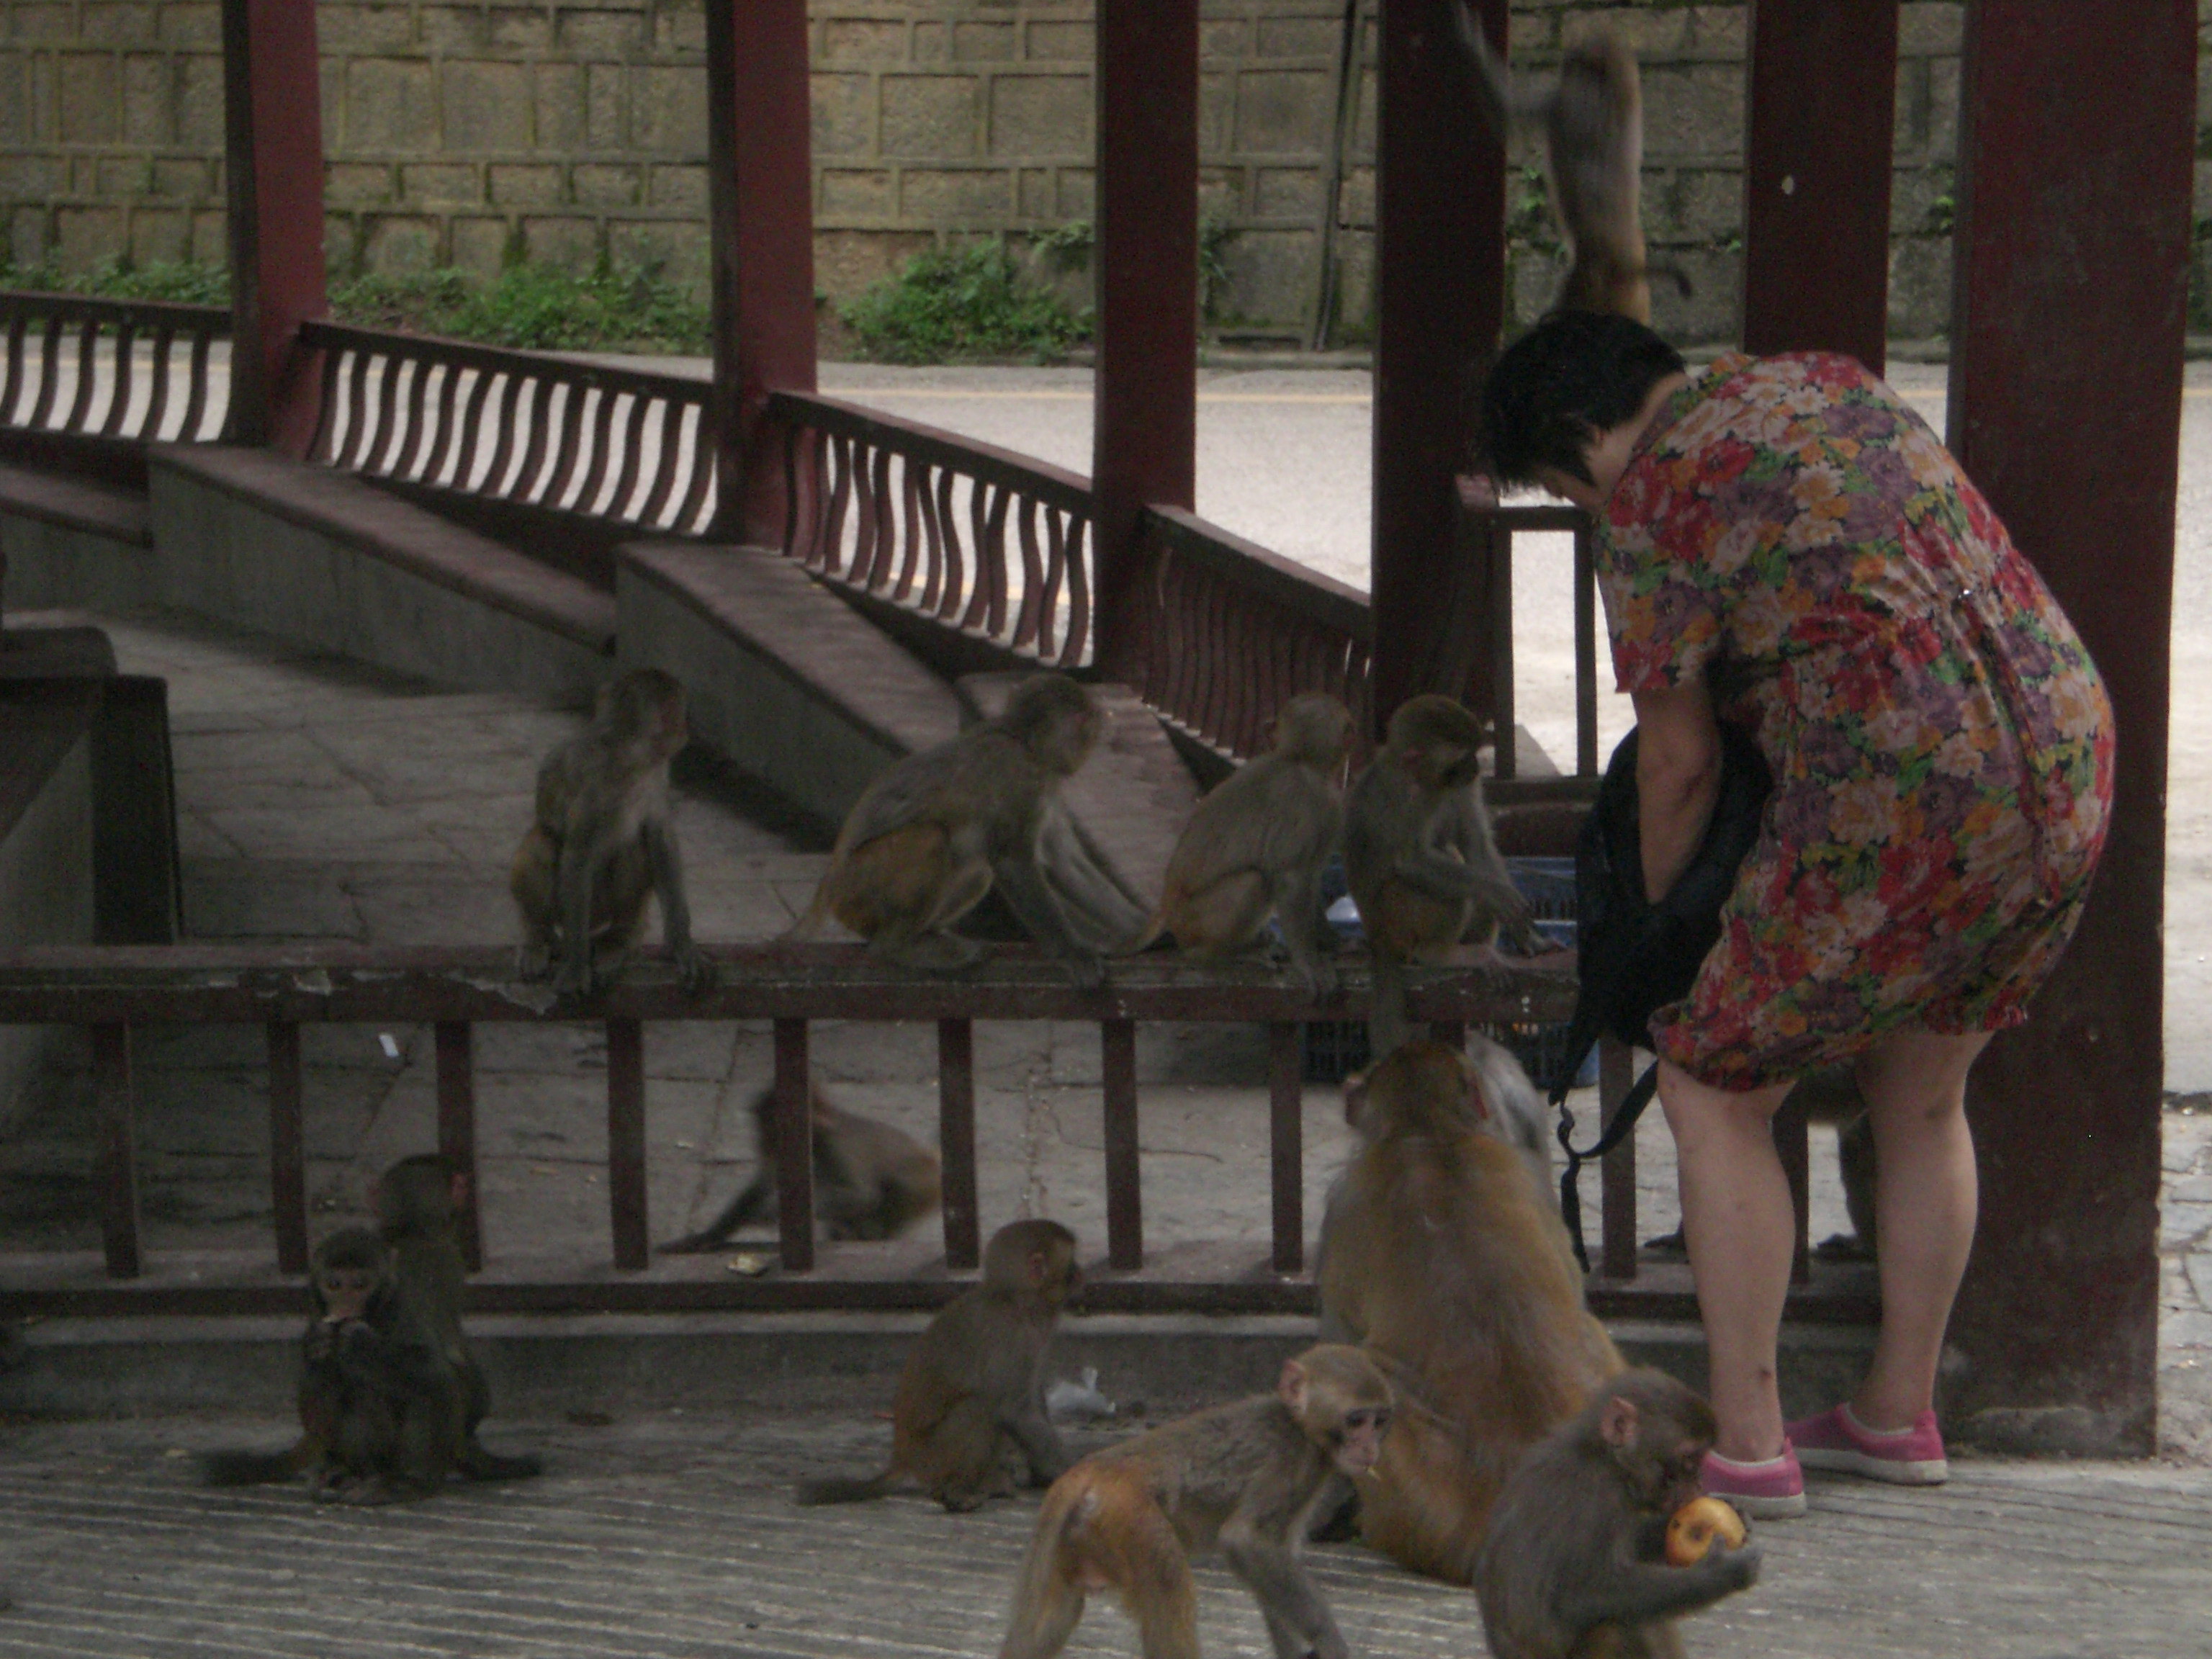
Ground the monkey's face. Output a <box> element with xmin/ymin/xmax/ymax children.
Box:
<box><xmin>1035</xmin><ymin>707</ymin><xmax>1101</xmax><ymax>776</ymax></box>
<box><xmin>1032</xmin><ymin>1248</ymin><xmax>1082</xmax><ymax>1310</ymax></box>
<box><xmin>1331</xmin><ymin>1403</ymin><xmax>1392</xmax><ymax>1476</ymax></box>
<box><xmin>1642</xmin><ymin>1432</ymin><xmax>1712</xmax><ymax>1514</ymax></box>
<box><xmin>318</xmin><ymin>1267</ymin><xmax>378</xmax><ymax>1324</ymax></box>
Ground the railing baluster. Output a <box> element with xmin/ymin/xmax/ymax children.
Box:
<box><xmin>1268</xmin><ymin>1022</ymin><xmax>1303</xmax><ymax>1274</ymax></box>
<box><xmin>64</xmin><ymin>315</ymin><xmax>99</xmax><ymax>431</ymax></box>
<box><xmin>1037</xmin><ymin>507</ymin><xmax>1069</xmax><ymax>659</ymax></box>
<box><xmin>369</xmin><ymin>352</ymin><xmax>412</xmax><ymax>475</ymax></box>
<box><xmin>639</xmin><ymin>396</ymin><xmax>685</xmax><ymax>526</ymax></box>
<box><xmin>1012</xmin><ymin>496</ymin><xmax>1046</xmax><ymax>649</ymax></box>
<box><xmin>436</xmin><ymin>1020</ymin><xmax>484</xmax><ymax>1273</ymax></box>
<box><xmin>573</xmin><ymin>381</ymin><xmax>622</xmax><ymax>513</ymax></box>
<box><xmin>1599</xmin><ymin>1038</ymin><xmax>1637</xmax><ymax>1281</ymax></box>
<box><xmin>819</xmin><ymin>433</ymin><xmax>853</xmax><ymax>575</ymax></box>
<box><xmin>897</xmin><ymin>459</ymin><xmax>932</xmax><ymax>603</ymax></box>
<box><xmin>674</xmin><ymin>400</ymin><xmax>716</xmax><ymax>533</ymax></box>
<box><xmin>851</xmin><ymin>439</ymin><xmax>884</xmax><ymax>584</ymax></box>
<box><xmin>981</xmin><ymin>483</ymin><xmax>1012</xmax><ymax>639</ymax></box>
<box><xmin>481</xmin><ymin>372</ymin><xmax>522</xmax><ymax>496</ymax></box>
<box><xmin>401</xmin><ymin>356</ymin><xmax>448</xmax><ymax>480</ymax></box>
<box><xmin>1776</xmin><ymin>1087</ymin><xmax>1812</xmax><ymax>1284</ymax></box>
<box><xmin>774</xmin><ymin>1017</ymin><xmax>814</xmax><ymax>1272</ymax></box>
<box><xmin>511</xmin><ymin>375</ymin><xmax>556</xmax><ymax>503</ymax></box>
<box><xmin>933</xmin><ymin>466</ymin><xmax>963</xmax><ymax>617</ymax></box>
<box><xmin>938</xmin><ymin>1017</ymin><xmax>980</xmax><ymax>1270</ymax></box>
<box><xmin>267</xmin><ymin>1020</ymin><xmax>307</xmax><ymax>1276</ymax></box>
<box><xmin>94</xmin><ymin>1022</ymin><xmax>140</xmax><ymax>1279</ymax></box>
<box><xmin>185</xmin><ymin>327</ymin><xmax>215</xmax><ymax>441</ymax></box>
<box><xmin>961</xmin><ymin>479</ymin><xmax>994</xmax><ymax>629</ymax></box>
<box><xmin>1102</xmin><ymin>1018</ymin><xmax>1141</xmax><ymax>1272</ymax></box>
<box><xmin>446</xmin><ymin>362</ymin><xmax>493</xmax><ymax>490</ymax></box>
<box><xmin>27</xmin><ymin>315</ymin><xmax>63</xmax><ymax>427</ymax></box>
<box><xmin>608</xmin><ymin>389</ymin><xmax>652</xmax><ymax>521</ymax></box>
<box><xmin>100</xmin><ymin>321</ymin><xmax>136</xmax><ymax>436</ymax></box>
<box><xmin>606</xmin><ymin>1016</ymin><xmax>649</xmax><ymax>1272</ymax></box>
<box><xmin>865</xmin><ymin>444</ymin><xmax>898</xmax><ymax>588</ymax></box>
<box><xmin>143</xmin><ymin>325</ymin><xmax>175</xmax><ymax>442</ymax></box>
<box><xmin>0</xmin><ymin>311</ymin><xmax>25</xmax><ymax>423</ymax></box>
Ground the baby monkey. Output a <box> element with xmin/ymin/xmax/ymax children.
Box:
<box><xmin>1344</xmin><ymin>694</ymin><xmax>1535</xmax><ymax>1053</ymax></box>
<box><xmin>1476</xmin><ymin>1368</ymin><xmax>1761</xmax><ymax>1659</ymax></box>
<box><xmin>1151</xmin><ymin>692</ymin><xmax>1355</xmax><ymax>998</ymax></box>
<box><xmin>1449</xmin><ymin>5</ymin><xmax>1684</xmax><ymax>323</ymax></box>
<box><xmin>511</xmin><ymin>667</ymin><xmax>711</xmax><ymax>998</ymax></box>
<box><xmin>788</xmin><ymin>674</ymin><xmax>1112</xmax><ymax>987</ymax></box>
<box><xmin>999</xmin><ymin>1344</ymin><xmax>1392</xmax><ymax>1659</ymax></box>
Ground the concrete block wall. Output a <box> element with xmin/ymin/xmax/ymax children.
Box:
<box><xmin>0</xmin><ymin>1</ymin><xmax>2198</xmax><ymax>345</ymax></box>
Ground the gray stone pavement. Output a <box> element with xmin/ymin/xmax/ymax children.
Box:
<box><xmin>1</xmin><ymin>1408</ymin><xmax>2209</xmax><ymax>1658</ymax></box>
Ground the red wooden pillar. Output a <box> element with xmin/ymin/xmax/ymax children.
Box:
<box><xmin>1740</xmin><ymin>0</ymin><xmax>1899</xmax><ymax>371</ymax></box>
<box><xmin>1091</xmin><ymin>0</ymin><xmax>1198</xmax><ymax>684</ymax></box>
<box><xmin>220</xmin><ymin>0</ymin><xmax>327</xmax><ymax>454</ymax></box>
<box><xmin>1371</xmin><ymin>0</ymin><xmax>1507</xmax><ymax>732</ymax></box>
<box><xmin>706</xmin><ymin>0</ymin><xmax>818</xmax><ymax>544</ymax></box>
<box><xmin>1943</xmin><ymin>0</ymin><xmax>2193</xmax><ymax>1453</ymax></box>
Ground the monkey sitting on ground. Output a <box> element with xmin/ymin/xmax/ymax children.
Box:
<box><xmin>786</xmin><ymin>675</ymin><xmax>1118</xmax><ymax>988</ymax></box>
<box><xmin>1318</xmin><ymin>1041</ymin><xmax>1620</xmax><ymax>1583</ymax></box>
<box><xmin>1475</xmin><ymin>1368</ymin><xmax>1762</xmax><ymax>1658</ymax></box>
<box><xmin>999</xmin><ymin>1344</ymin><xmax>1392</xmax><ymax>1659</ymax></box>
<box><xmin>1149</xmin><ymin>691</ymin><xmax>1355</xmax><ymax>998</ymax></box>
<box><xmin>659</xmin><ymin>1082</ymin><xmax>943</xmax><ymax>1252</ymax></box>
<box><xmin>511</xmin><ymin>667</ymin><xmax>712</xmax><ymax>999</ymax></box>
<box><xmin>199</xmin><ymin>1226</ymin><xmax>467</xmax><ymax>1505</ymax></box>
<box><xmin>373</xmin><ymin>1155</ymin><xmax>541</xmax><ymax>1483</ymax></box>
<box><xmin>1448</xmin><ymin>6</ymin><xmax>1687</xmax><ymax>325</ymax></box>
<box><xmin>799</xmin><ymin>1218</ymin><xmax>1079</xmax><ymax>1511</ymax></box>
<box><xmin>1344</xmin><ymin>695</ymin><xmax>1537</xmax><ymax>1056</ymax></box>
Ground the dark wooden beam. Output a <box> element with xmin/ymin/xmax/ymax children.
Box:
<box><xmin>1943</xmin><ymin>0</ymin><xmax>2192</xmax><ymax>1455</ymax></box>
<box><xmin>1740</xmin><ymin>0</ymin><xmax>1900</xmax><ymax>371</ymax></box>
<box><xmin>220</xmin><ymin>0</ymin><xmax>328</xmax><ymax>454</ymax></box>
<box><xmin>1092</xmin><ymin>0</ymin><xmax>1200</xmax><ymax>683</ymax></box>
<box><xmin>705</xmin><ymin>0</ymin><xmax>818</xmax><ymax>544</ymax></box>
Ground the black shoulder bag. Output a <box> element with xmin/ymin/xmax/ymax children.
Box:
<box><xmin>1547</xmin><ymin>721</ymin><xmax>1773</xmax><ymax>1271</ymax></box>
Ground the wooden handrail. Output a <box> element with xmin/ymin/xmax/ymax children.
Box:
<box><xmin>0</xmin><ymin>289</ymin><xmax>232</xmax><ymax>334</ymax></box>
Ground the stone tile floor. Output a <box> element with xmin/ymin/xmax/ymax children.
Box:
<box><xmin>1</xmin><ymin>607</ymin><xmax>2211</xmax><ymax>1655</ymax></box>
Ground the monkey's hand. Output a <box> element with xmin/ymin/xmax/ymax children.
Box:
<box><xmin>673</xmin><ymin>942</ymin><xmax>715</xmax><ymax>994</ymax></box>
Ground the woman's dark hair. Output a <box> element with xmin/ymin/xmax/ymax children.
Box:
<box><xmin>1477</xmin><ymin>312</ymin><xmax>1688</xmax><ymax>486</ymax></box>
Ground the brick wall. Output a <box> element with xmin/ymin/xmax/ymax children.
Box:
<box><xmin>0</xmin><ymin>1</ymin><xmax>2144</xmax><ymax>347</ymax></box>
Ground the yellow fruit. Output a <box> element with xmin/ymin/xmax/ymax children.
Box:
<box><xmin>1665</xmin><ymin>1496</ymin><xmax>1748</xmax><ymax>1566</ymax></box>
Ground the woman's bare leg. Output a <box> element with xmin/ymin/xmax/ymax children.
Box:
<box><xmin>1848</xmin><ymin>1027</ymin><xmax>1989</xmax><ymax>1429</ymax></box>
<box><xmin>1658</xmin><ymin>1061</ymin><xmax>1797</xmax><ymax>1462</ymax></box>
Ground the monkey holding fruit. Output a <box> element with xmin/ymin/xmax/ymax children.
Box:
<box><xmin>511</xmin><ymin>667</ymin><xmax>711</xmax><ymax>998</ymax></box>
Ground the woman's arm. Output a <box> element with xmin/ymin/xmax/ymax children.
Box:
<box><xmin>1632</xmin><ymin>680</ymin><xmax>1722</xmax><ymax>902</ymax></box>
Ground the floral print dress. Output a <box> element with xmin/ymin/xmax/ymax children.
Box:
<box><xmin>1598</xmin><ymin>351</ymin><xmax>2114</xmax><ymax>1090</ymax></box>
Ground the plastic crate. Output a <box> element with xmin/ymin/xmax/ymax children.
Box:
<box><xmin>1303</xmin><ymin>856</ymin><xmax>1594</xmax><ymax>1089</ymax></box>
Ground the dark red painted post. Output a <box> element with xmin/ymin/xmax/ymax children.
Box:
<box><xmin>1371</xmin><ymin>0</ymin><xmax>1507</xmax><ymax>732</ymax></box>
<box><xmin>1091</xmin><ymin>0</ymin><xmax>1198</xmax><ymax>683</ymax></box>
<box><xmin>220</xmin><ymin>0</ymin><xmax>327</xmax><ymax>454</ymax></box>
<box><xmin>1740</xmin><ymin>1</ymin><xmax>1899</xmax><ymax>372</ymax></box>
<box><xmin>705</xmin><ymin>0</ymin><xmax>818</xmax><ymax>544</ymax></box>
<box><xmin>1943</xmin><ymin>0</ymin><xmax>2193</xmax><ymax>1453</ymax></box>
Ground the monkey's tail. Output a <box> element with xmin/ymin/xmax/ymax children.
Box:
<box><xmin>197</xmin><ymin>1444</ymin><xmax>309</xmax><ymax>1488</ymax></box>
<box><xmin>794</xmin><ymin>1468</ymin><xmax>896</xmax><ymax>1506</ymax></box>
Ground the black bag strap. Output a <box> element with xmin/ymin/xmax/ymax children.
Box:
<box><xmin>1555</xmin><ymin>1061</ymin><xmax>1660</xmax><ymax>1274</ymax></box>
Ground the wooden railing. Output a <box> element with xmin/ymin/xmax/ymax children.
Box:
<box><xmin>1136</xmin><ymin>505</ymin><xmax>1373</xmax><ymax>760</ymax></box>
<box><xmin>0</xmin><ymin>945</ymin><xmax>1869</xmax><ymax>1324</ymax></box>
<box><xmin>0</xmin><ymin>290</ymin><xmax>230</xmax><ymax>442</ymax></box>
<box><xmin>768</xmin><ymin>390</ymin><xmax>1097</xmax><ymax>669</ymax></box>
<box><xmin>1467</xmin><ymin>498</ymin><xmax>1604</xmax><ymax>781</ymax></box>
<box><xmin>300</xmin><ymin>321</ymin><xmax>718</xmax><ymax>536</ymax></box>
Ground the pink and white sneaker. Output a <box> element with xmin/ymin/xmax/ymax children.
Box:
<box><xmin>1788</xmin><ymin>1403</ymin><xmax>1948</xmax><ymax>1485</ymax></box>
<box><xmin>1700</xmin><ymin>1440</ymin><xmax>1806</xmax><ymax>1519</ymax></box>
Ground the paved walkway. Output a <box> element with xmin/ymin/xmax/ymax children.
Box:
<box><xmin>1</xmin><ymin>1408</ymin><xmax>2207</xmax><ymax>1658</ymax></box>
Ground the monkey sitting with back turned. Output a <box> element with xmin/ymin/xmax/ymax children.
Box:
<box><xmin>786</xmin><ymin>674</ymin><xmax>1120</xmax><ymax>987</ymax></box>
<box><xmin>511</xmin><ymin>666</ymin><xmax>712</xmax><ymax>998</ymax></box>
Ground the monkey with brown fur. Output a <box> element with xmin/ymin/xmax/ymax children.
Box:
<box><xmin>659</xmin><ymin>1082</ymin><xmax>943</xmax><ymax>1252</ymax></box>
<box><xmin>372</xmin><ymin>1155</ymin><xmax>541</xmax><ymax>1483</ymax></box>
<box><xmin>799</xmin><ymin>1218</ymin><xmax>1079</xmax><ymax>1511</ymax></box>
<box><xmin>1344</xmin><ymin>694</ymin><xmax>1536</xmax><ymax>1055</ymax></box>
<box><xmin>1151</xmin><ymin>692</ymin><xmax>1354</xmax><ymax>998</ymax></box>
<box><xmin>1318</xmin><ymin>1040</ymin><xmax>1620</xmax><ymax>1583</ymax></box>
<box><xmin>786</xmin><ymin>675</ymin><xmax>1116</xmax><ymax>988</ymax></box>
<box><xmin>512</xmin><ymin>667</ymin><xmax>711</xmax><ymax>999</ymax></box>
<box><xmin>198</xmin><ymin>1226</ymin><xmax>467</xmax><ymax>1505</ymax></box>
<box><xmin>1448</xmin><ymin>6</ymin><xmax>1686</xmax><ymax>325</ymax></box>
<box><xmin>1476</xmin><ymin>1367</ymin><xmax>1761</xmax><ymax>1659</ymax></box>
<box><xmin>999</xmin><ymin>1344</ymin><xmax>1390</xmax><ymax>1659</ymax></box>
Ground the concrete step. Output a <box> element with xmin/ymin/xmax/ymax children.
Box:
<box><xmin>1</xmin><ymin>1310</ymin><xmax>1873</xmax><ymax>1424</ymax></box>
